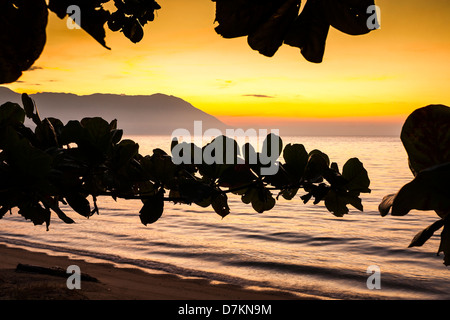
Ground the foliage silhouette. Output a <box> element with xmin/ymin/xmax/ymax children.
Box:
<box><xmin>0</xmin><ymin>95</ymin><xmax>370</xmax><ymax>229</ymax></box>
<box><xmin>0</xmin><ymin>0</ymin><xmax>378</xmax><ymax>84</ymax></box>
<box><xmin>379</xmin><ymin>105</ymin><xmax>450</xmax><ymax>266</ymax></box>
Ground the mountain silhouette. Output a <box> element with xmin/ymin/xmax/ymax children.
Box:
<box><xmin>0</xmin><ymin>87</ymin><xmax>227</xmax><ymax>135</ymax></box>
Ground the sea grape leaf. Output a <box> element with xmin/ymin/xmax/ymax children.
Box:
<box><xmin>378</xmin><ymin>193</ymin><xmax>396</xmax><ymax>217</ymax></box>
<box><xmin>113</xmin><ymin>139</ymin><xmax>139</xmax><ymax>169</ymax></box>
<box><xmin>35</xmin><ymin>118</ymin><xmax>59</xmax><ymax>148</ymax></box>
<box><xmin>211</xmin><ymin>192</ymin><xmax>230</xmax><ymax>218</ymax></box>
<box><xmin>284</xmin><ymin>0</ymin><xmax>330</xmax><ymax>63</ymax></box>
<box><xmin>324</xmin><ymin>189</ymin><xmax>349</xmax><ymax>217</ymax></box>
<box><xmin>330</xmin><ymin>162</ymin><xmax>340</xmax><ymax>174</ymax></box>
<box><xmin>178</xmin><ymin>180</ymin><xmax>213</xmax><ymax>204</ymax></box>
<box><xmin>247</xmin><ymin>0</ymin><xmax>302</xmax><ymax>57</ymax></box>
<box><xmin>21</xmin><ymin>93</ymin><xmax>35</xmax><ymax>119</ymax></box>
<box><xmin>139</xmin><ymin>191</ymin><xmax>164</xmax><ymax>225</ymax></box>
<box><xmin>110</xmin><ymin>0</ymin><xmax>161</xmax><ymax>41</ymax></box>
<box><xmin>284</xmin><ymin>0</ymin><xmax>376</xmax><ymax>62</ymax></box>
<box><xmin>323</xmin><ymin>0</ymin><xmax>376</xmax><ymax>36</ymax></box>
<box><xmin>242</xmin><ymin>186</ymin><xmax>276</xmax><ymax>213</ymax></box>
<box><xmin>252</xmin><ymin>190</ymin><xmax>276</xmax><ymax>213</ymax></box>
<box><xmin>282</xmin><ymin>143</ymin><xmax>309</xmax><ymax>180</ymax></box>
<box><xmin>213</xmin><ymin>0</ymin><xmax>377</xmax><ymax>62</ymax></box>
<box><xmin>60</xmin><ymin>120</ymin><xmax>84</xmax><ymax>146</ymax></box>
<box><xmin>65</xmin><ymin>193</ymin><xmax>92</xmax><ymax>218</ymax></box>
<box><xmin>2</xmin><ymin>127</ymin><xmax>52</xmax><ymax>182</ymax></box>
<box><xmin>408</xmin><ymin>219</ymin><xmax>445</xmax><ymax>248</ymax></box>
<box><xmin>122</xmin><ymin>17</ymin><xmax>144</xmax><ymax>43</ymax></box>
<box><xmin>438</xmin><ymin>224</ymin><xmax>450</xmax><ymax>266</ymax></box>
<box><xmin>18</xmin><ymin>202</ymin><xmax>51</xmax><ymax>230</ymax></box>
<box><xmin>46</xmin><ymin>118</ymin><xmax>65</xmax><ymax>140</ymax></box>
<box><xmin>262</xmin><ymin>133</ymin><xmax>283</xmax><ymax>159</ymax></box>
<box><xmin>0</xmin><ymin>0</ymin><xmax>48</xmax><ymax>84</ymax></box>
<box><xmin>303</xmin><ymin>151</ymin><xmax>329</xmax><ymax>182</ymax></box>
<box><xmin>81</xmin><ymin>117</ymin><xmax>113</xmax><ymax>150</ymax></box>
<box><xmin>0</xmin><ymin>102</ymin><xmax>25</xmax><ymax>127</ymax></box>
<box><xmin>400</xmin><ymin>105</ymin><xmax>450</xmax><ymax>176</ymax></box>
<box><xmin>141</xmin><ymin>152</ymin><xmax>178</xmax><ymax>187</ymax></box>
<box><xmin>389</xmin><ymin>163</ymin><xmax>450</xmax><ymax>216</ymax></box>
<box><xmin>48</xmin><ymin>0</ymin><xmax>111</xmax><ymax>49</ymax></box>
<box><xmin>278</xmin><ymin>187</ymin><xmax>299</xmax><ymax>200</ymax></box>
<box><xmin>41</xmin><ymin>197</ymin><xmax>75</xmax><ymax>225</ymax></box>
<box><xmin>213</xmin><ymin>0</ymin><xmax>285</xmax><ymax>39</ymax></box>
<box><xmin>342</xmin><ymin>158</ymin><xmax>371</xmax><ymax>194</ymax></box>
<box><xmin>218</xmin><ymin>164</ymin><xmax>256</xmax><ymax>189</ymax></box>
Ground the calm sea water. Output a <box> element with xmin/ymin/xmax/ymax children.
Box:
<box><xmin>1</xmin><ymin>135</ymin><xmax>449</xmax><ymax>299</ymax></box>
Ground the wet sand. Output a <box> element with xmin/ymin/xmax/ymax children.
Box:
<box><xmin>0</xmin><ymin>244</ymin><xmax>318</xmax><ymax>300</ymax></box>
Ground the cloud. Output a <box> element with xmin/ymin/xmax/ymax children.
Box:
<box><xmin>242</xmin><ymin>94</ymin><xmax>276</xmax><ymax>98</ymax></box>
<box><xmin>216</xmin><ymin>79</ymin><xmax>234</xmax><ymax>89</ymax></box>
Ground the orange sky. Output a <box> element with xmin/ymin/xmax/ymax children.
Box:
<box><xmin>4</xmin><ymin>0</ymin><xmax>450</xmax><ymax>131</ymax></box>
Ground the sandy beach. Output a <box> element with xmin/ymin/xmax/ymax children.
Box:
<box><xmin>0</xmin><ymin>244</ymin><xmax>315</xmax><ymax>300</ymax></box>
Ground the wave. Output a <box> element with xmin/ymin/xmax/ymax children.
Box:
<box><xmin>1</xmin><ymin>235</ymin><xmax>448</xmax><ymax>300</ymax></box>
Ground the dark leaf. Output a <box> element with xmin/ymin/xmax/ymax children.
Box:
<box><xmin>303</xmin><ymin>151</ymin><xmax>329</xmax><ymax>182</ymax></box>
<box><xmin>409</xmin><ymin>219</ymin><xmax>445</xmax><ymax>248</ymax></box>
<box><xmin>0</xmin><ymin>0</ymin><xmax>48</xmax><ymax>83</ymax></box>
<box><xmin>248</xmin><ymin>0</ymin><xmax>301</xmax><ymax>57</ymax></box>
<box><xmin>211</xmin><ymin>192</ymin><xmax>230</xmax><ymax>218</ymax></box>
<box><xmin>48</xmin><ymin>0</ymin><xmax>111</xmax><ymax>49</ymax></box>
<box><xmin>324</xmin><ymin>189</ymin><xmax>348</xmax><ymax>217</ymax></box>
<box><xmin>218</xmin><ymin>164</ymin><xmax>256</xmax><ymax>189</ymax></box>
<box><xmin>60</xmin><ymin>120</ymin><xmax>84</xmax><ymax>145</ymax></box>
<box><xmin>35</xmin><ymin>118</ymin><xmax>59</xmax><ymax>148</ymax></box>
<box><xmin>179</xmin><ymin>180</ymin><xmax>213</xmax><ymax>204</ymax></box>
<box><xmin>390</xmin><ymin>163</ymin><xmax>450</xmax><ymax>216</ymax></box>
<box><xmin>342</xmin><ymin>158</ymin><xmax>371</xmax><ymax>193</ymax></box>
<box><xmin>122</xmin><ymin>18</ymin><xmax>144</xmax><ymax>43</ymax></box>
<box><xmin>66</xmin><ymin>193</ymin><xmax>92</xmax><ymax>218</ymax></box>
<box><xmin>113</xmin><ymin>139</ymin><xmax>139</xmax><ymax>168</ymax></box>
<box><xmin>284</xmin><ymin>0</ymin><xmax>330</xmax><ymax>63</ymax></box>
<box><xmin>139</xmin><ymin>191</ymin><xmax>164</xmax><ymax>225</ymax></box>
<box><xmin>378</xmin><ymin>193</ymin><xmax>396</xmax><ymax>217</ymax></box>
<box><xmin>2</xmin><ymin>127</ymin><xmax>52</xmax><ymax>181</ymax></box>
<box><xmin>111</xmin><ymin>129</ymin><xmax>123</xmax><ymax>145</ymax></box>
<box><xmin>400</xmin><ymin>105</ymin><xmax>450</xmax><ymax>176</ymax></box>
<box><xmin>0</xmin><ymin>102</ymin><xmax>25</xmax><ymax>126</ymax></box>
<box><xmin>282</xmin><ymin>143</ymin><xmax>309</xmax><ymax>180</ymax></box>
<box><xmin>438</xmin><ymin>223</ymin><xmax>450</xmax><ymax>266</ymax></box>
<box><xmin>18</xmin><ymin>202</ymin><xmax>51</xmax><ymax>230</ymax></box>
<box><xmin>323</xmin><ymin>0</ymin><xmax>376</xmax><ymax>35</ymax></box>
<box><xmin>242</xmin><ymin>186</ymin><xmax>276</xmax><ymax>213</ymax></box>
<box><xmin>279</xmin><ymin>187</ymin><xmax>299</xmax><ymax>200</ymax></box>
<box><xmin>108</xmin><ymin>11</ymin><xmax>126</xmax><ymax>32</ymax></box>
<box><xmin>213</xmin><ymin>0</ymin><xmax>285</xmax><ymax>39</ymax></box>
<box><xmin>261</xmin><ymin>133</ymin><xmax>283</xmax><ymax>159</ymax></box>
<box><xmin>21</xmin><ymin>93</ymin><xmax>35</xmax><ymax>119</ymax></box>
<box><xmin>141</xmin><ymin>152</ymin><xmax>177</xmax><ymax>187</ymax></box>
<box><xmin>41</xmin><ymin>197</ymin><xmax>75</xmax><ymax>225</ymax></box>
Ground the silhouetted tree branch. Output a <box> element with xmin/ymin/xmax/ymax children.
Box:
<box><xmin>0</xmin><ymin>0</ymin><xmax>378</xmax><ymax>84</ymax></box>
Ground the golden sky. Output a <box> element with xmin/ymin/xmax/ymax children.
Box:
<box><xmin>4</xmin><ymin>0</ymin><xmax>450</xmax><ymax>128</ymax></box>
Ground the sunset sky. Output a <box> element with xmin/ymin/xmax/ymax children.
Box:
<box><xmin>4</xmin><ymin>0</ymin><xmax>450</xmax><ymax>134</ymax></box>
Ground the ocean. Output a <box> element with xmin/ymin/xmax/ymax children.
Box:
<box><xmin>1</xmin><ymin>135</ymin><xmax>449</xmax><ymax>300</ymax></box>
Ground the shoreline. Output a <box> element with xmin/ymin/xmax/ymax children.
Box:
<box><xmin>0</xmin><ymin>243</ymin><xmax>319</xmax><ymax>300</ymax></box>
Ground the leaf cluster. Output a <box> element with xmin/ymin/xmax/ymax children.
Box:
<box><xmin>0</xmin><ymin>96</ymin><xmax>370</xmax><ymax>229</ymax></box>
<box><xmin>213</xmin><ymin>0</ymin><xmax>378</xmax><ymax>62</ymax></box>
<box><xmin>0</xmin><ymin>0</ymin><xmax>378</xmax><ymax>84</ymax></box>
<box><xmin>379</xmin><ymin>105</ymin><xmax>450</xmax><ymax>265</ymax></box>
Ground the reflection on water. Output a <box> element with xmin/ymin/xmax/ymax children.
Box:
<box><xmin>1</xmin><ymin>136</ymin><xmax>449</xmax><ymax>299</ymax></box>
